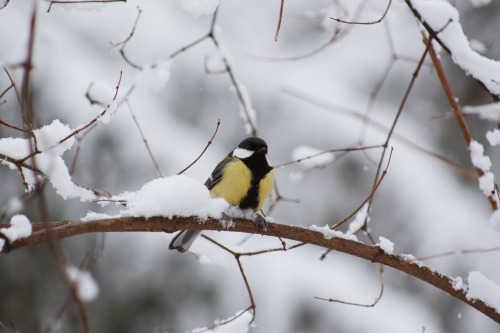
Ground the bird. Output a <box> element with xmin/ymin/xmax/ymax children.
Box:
<box><xmin>169</xmin><ymin>137</ymin><xmax>274</xmax><ymax>252</ymax></box>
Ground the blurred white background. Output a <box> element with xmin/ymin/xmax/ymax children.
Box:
<box><xmin>1</xmin><ymin>0</ymin><xmax>500</xmax><ymax>332</ymax></box>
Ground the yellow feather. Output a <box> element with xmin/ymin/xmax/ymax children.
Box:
<box><xmin>257</xmin><ymin>169</ymin><xmax>274</xmax><ymax>212</ymax></box>
<box><xmin>209</xmin><ymin>160</ymin><xmax>252</xmax><ymax>205</ymax></box>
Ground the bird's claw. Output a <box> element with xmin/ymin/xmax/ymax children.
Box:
<box><xmin>221</xmin><ymin>212</ymin><xmax>233</xmax><ymax>228</ymax></box>
<box><xmin>255</xmin><ymin>214</ymin><xmax>268</xmax><ymax>231</ymax></box>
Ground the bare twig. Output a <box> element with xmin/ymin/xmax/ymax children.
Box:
<box><xmin>283</xmin><ymin>88</ymin><xmax>477</xmax><ymax>180</ymax></box>
<box><xmin>331</xmin><ymin>147</ymin><xmax>393</xmax><ymax>231</ymax></box>
<box><xmin>265</xmin><ymin>181</ymin><xmax>299</xmax><ymax>216</ymax></box>
<box><xmin>2</xmin><ymin>67</ymin><xmax>21</xmax><ymax>107</ymax></box>
<box><xmin>58</xmin><ymin>71</ymin><xmax>122</xmax><ymax>146</ymax></box>
<box><xmin>125</xmin><ymin>99</ymin><xmax>165</xmax><ymax>177</ymax></box>
<box><xmin>41</xmin><ymin>235</ymin><xmax>104</xmax><ymax>333</ymax></box>
<box><xmin>177</xmin><ymin>119</ymin><xmax>221</xmax><ymax>175</ymax></box>
<box><xmin>417</xmin><ymin>246</ymin><xmax>500</xmax><ymax>261</ymax></box>
<box><xmin>110</xmin><ymin>6</ymin><xmax>143</xmax><ymax>70</ymax></box>
<box><xmin>247</xmin><ymin>0</ymin><xmax>367</xmax><ymax>62</ymax></box>
<box><xmin>0</xmin><ymin>119</ymin><xmax>32</xmax><ymax>134</ymax></box>
<box><xmin>201</xmin><ymin>234</ymin><xmax>257</xmax><ymax>326</ymax></box>
<box><xmin>0</xmin><ymin>73</ymin><xmax>15</xmax><ymax>101</ymax></box>
<box><xmin>274</xmin><ymin>0</ymin><xmax>285</xmax><ymax>42</ymax></box>
<box><xmin>47</xmin><ymin>0</ymin><xmax>126</xmax><ymax>12</ymax></box>
<box><xmin>273</xmin><ymin>144</ymin><xmax>384</xmax><ymax>169</ymax></box>
<box><xmin>167</xmin><ymin>9</ymin><xmax>258</xmax><ymax>135</ymax></box>
<box><xmin>330</xmin><ymin>0</ymin><xmax>392</xmax><ymax>25</ymax></box>
<box><xmin>362</xmin><ymin>34</ymin><xmax>432</xmax><ymax>232</ymax></box>
<box><xmin>69</xmin><ymin>125</ymin><xmax>95</xmax><ymax>175</ymax></box>
<box><xmin>315</xmin><ymin>263</ymin><xmax>385</xmax><ymax>308</ymax></box>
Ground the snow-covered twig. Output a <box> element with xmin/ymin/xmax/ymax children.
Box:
<box><xmin>425</xmin><ymin>35</ymin><xmax>499</xmax><ymax>212</ymax></box>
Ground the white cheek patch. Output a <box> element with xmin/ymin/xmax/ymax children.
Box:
<box><xmin>232</xmin><ymin>148</ymin><xmax>254</xmax><ymax>159</ymax></box>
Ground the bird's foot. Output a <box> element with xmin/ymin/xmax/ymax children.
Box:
<box><xmin>220</xmin><ymin>212</ymin><xmax>233</xmax><ymax>228</ymax></box>
<box><xmin>254</xmin><ymin>213</ymin><xmax>268</xmax><ymax>231</ymax></box>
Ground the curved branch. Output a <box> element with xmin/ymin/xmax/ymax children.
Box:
<box><xmin>2</xmin><ymin>216</ymin><xmax>499</xmax><ymax>324</ymax></box>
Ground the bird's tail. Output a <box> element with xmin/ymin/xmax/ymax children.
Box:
<box><xmin>169</xmin><ymin>230</ymin><xmax>202</xmax><ymax>252</ymax></box>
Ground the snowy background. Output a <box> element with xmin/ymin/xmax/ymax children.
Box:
<box><xmin>1</xmin><ymin>0</ymin><xmax>500</xmax><ymax>332</ymax></box>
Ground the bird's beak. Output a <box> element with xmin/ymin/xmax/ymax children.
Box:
<box><xmin>258</xmin><ymin>147</ymin><xmax>267</xmax><ymax>154</ymax></box>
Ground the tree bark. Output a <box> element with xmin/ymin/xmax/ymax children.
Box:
<box><xmin>2</xmin><ymin>216</ymin><xmax>499</xmax><ymax>324</ymax></box>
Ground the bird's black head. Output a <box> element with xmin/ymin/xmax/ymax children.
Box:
<box><xmin>230</xmin><ymin>137</ymin><xmax>272</xmax><ymax>178</ymax></box>
<box><xmin>238</xmin><ymin>137</ymin><xmax>268</xmax><ymax>153</ymax></box>
<box><xmin>230</xmin><ymin>137</ymin><xmax>268</xmax><ymax>159</ymax></box>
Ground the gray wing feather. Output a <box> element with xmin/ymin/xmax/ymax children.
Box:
<box><xmin>205</xmin><ymin>156</ymin><xmax>234</xmax><ymax>190</ymax></box>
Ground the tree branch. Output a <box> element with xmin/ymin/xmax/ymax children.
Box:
<box><xmin>2</xmin><ymin>216</ymin><xmax>499</xmax><ymax>324</ymax></box>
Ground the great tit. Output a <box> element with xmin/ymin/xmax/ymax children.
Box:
<box><xmin>169</xmin><ymin>137</ymin><xmax>274</xmax><ymax>252</ymax></box>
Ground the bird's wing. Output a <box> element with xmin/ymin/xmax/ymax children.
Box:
<box><xmin>204</xmin><ymin>156</ymin><xmax>235</xmax><ymax>190</ymax></box>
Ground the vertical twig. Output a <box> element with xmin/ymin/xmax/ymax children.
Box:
<box><xmin>362</xmin><ymin>35</ymin><xmax>432</xmax><ymax>231</ymax></box>
<box><xmin>125</xmin><ymin>99</ymin><xmax>165</xmax><ymax>177</ymax></box>
<box><xmin>274</xmin><ymin>0</ymin><xmax>285</xmax><ymax>42</ymax></box>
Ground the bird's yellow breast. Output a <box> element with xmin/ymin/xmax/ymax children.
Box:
<box><xmin>209</xmin><ymin>159</ymin><xmax>252</xmax><ymax>206</ymax></box>
<box><xmin>257</xmin><ymin>169</ymin><xmax>274</xmax><ymax>212</ymax></box>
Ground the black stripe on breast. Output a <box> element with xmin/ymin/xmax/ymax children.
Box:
<box><xmin>238</xmin><ymin>153</ymin><xmax>272</xmax><ymax>211</ymax></box>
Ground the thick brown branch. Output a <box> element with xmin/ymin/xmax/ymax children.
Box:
<box><xmin>2</xmin><ymin>216</ymin><xmax>499</xmax><ymax>324</ymax></box>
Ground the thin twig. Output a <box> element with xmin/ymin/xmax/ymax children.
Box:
<box><xmin>167</xmin><ymin>8</ymin><xmax>258</xmax><ymax>135</ymax></box>
<box><xmin>417</xmin><ymin>246</ymin><xmax>500</xmax><ymax>261</ymax></box>
<box><xmin>362</xmin><ymin>34</ymin><xmax>432</xmax><ymax>231</ymax></box>
<box><xmin>274</xmin><ymin>0</ymin><xmax>285</xmax><ymax>42</ymax></box>
<box><xmin>200</xmin><ymin>234</ymin><xmax>257</xmax><ymax>326</ymax></box>
<box><xmin>0</xmin><ymin>119</ymin><xmax>32</xmax><ymax>133</ymax></box>
<box><xmin>3</xmin><ymin>68</ymin><xmax>21</xmax><ymax>107</ymax></box>
<box><xmin>283</xmin><ymin>88</ymin><xmax>477</xmax><ymax>180</ymax></box>
<box><xmin>42</xmin><ymin>235</ymin><xmax>104</xmax><ymax>333</ymax></box>
<box><xmin>0</xmin><ymin>75</ymin><xmax>14</xmax><ymax>101</ymax></box>
<box><xmin>47</xmin><ymin>0</ymin><xmax>126</xmax><ymax>12</ymax></box>
<box><xmin>69</xmin><ymin>125</ymin><xmax>96</xmax><ymax>175</ymax></box>
<box><xmin>110</xmin><ymin>6</ymin><xmax>143</xmax><ymax>70</ymax></box>
<box><xmin>58</xmin><ymin>71</ymin><xmax>122</xmax><ymax>146</ymax></box>
<box><xmin>331</xmin><ymin>147</ymin><xmax>393</xmax><ymax>231</ymax></box>
<box><xmin>247</xmin><ymin>0</ymin><xmax>366</xmax><ymax>62</ymax></box>
<box><xmin>265</xmin><ymin>181</ymin><xmax>299</xmax><ymax>216</ymax></box>
<box><xmin>177</xmin><ymin>119</ymin><xmax>221</xmax><ymax>175</ymax></box>
<box><xmin>125</xmin><ymin>99</ymin><xmax>165</xmax><ymax>177</ymax></box>
<box><xmin>186</xmin><ymin>306</ymin><xmax>254</xmax><ymax>333</ymax></box>
<box><xmin>330</xmin><ymin>0</ymin><xmax>392</xmax><ymax>25</ymax></box>
<box><xmin>315</xmin><ymin>263</ymin><xmax>384</xmax><ymax>307</ymax></box>
<box><xmin>274</xmin><ymin>144</ymin><xmax>383</xmax><ymax>169</ymax></box>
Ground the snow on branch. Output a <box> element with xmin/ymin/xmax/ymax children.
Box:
<box><xmin>2</xmin><ymin>215</ymin><xmax>500</xmax><ymax>325</ymax></box>
<box><xmin>408</xmin><ymin>0</ymin><xmax>500</xmax><ymax>98</ymax></box>
<box><xmin>0</xmin><ymin>72</ymin><xmax>124</xmax><ymax>202</ymax></box>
